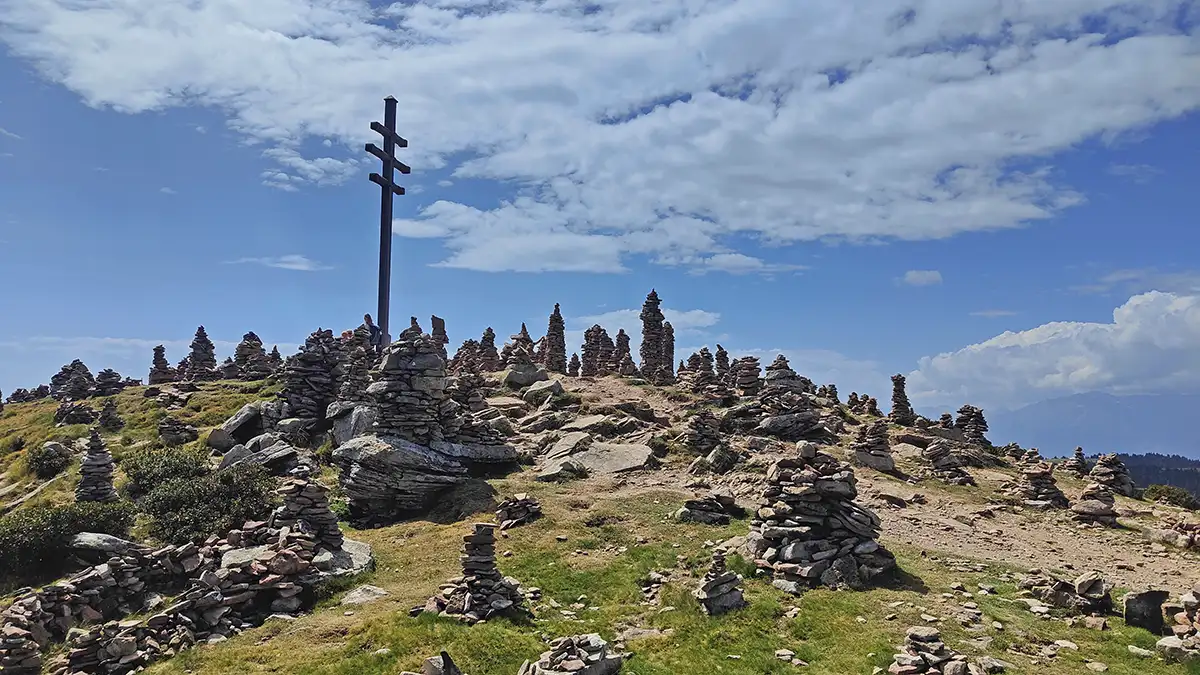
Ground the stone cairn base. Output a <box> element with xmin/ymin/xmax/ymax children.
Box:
<box><xmin>851</xmin><ymin>420</ymin><xmax>895</xmax><ymax>473</ymax></box>
<box><xmin>1061</xmin><ymin>447</ymin><xmax>1088</xmax><ymax>477</ymax></box>
<box><xmin>1071</xmin><ymin>483</ymin><xmax>1119</xmax><ymax>526</ymax></box>
<box><xmin>920</xmin><ymin>440</ymin><xmax>976</xmax><ymax>486</ymax></box>
<box><xmin>414</xmin><ymin>523</ymin><xmax>526</xmax><ymax>625</ymax></box>
<box><xmin>1088</xmin><ymin>454</ymin><xmax>1135</xmax><ymax>497</ymax></box>
<box><xmin>496</xmin><ymin>494</ymin><xmax>542</xmax><ymax>530</ymax></box>
<box><xmin>888</xmin><ymin>626</ymin><xmax>971</xmax><ymax>675</ymax></box>
<box><xmin>1006</xmin><ymin>463</ymin><xmax>1069</xmax><ymax>509</ymax></box>
<box><xmin>517</xmin><ymin>634</ymin><xmax>623</xmax><ymax>675</ymax></box>
<box><xmin>76</xmin><ymin>430</ymin><xmax>118</xmax><ymax>503</ymax></box>
<box><xmin>694</xmin><ymin>549</ymin><xmax>746</xmax><ymax>616</ymax></box>
<box><xmin>746</xmin><ymin>442</ymin><xmax>896</xmax><ymax>592</ymax></box>
<box><xmin>54</xmin><ymin>401</ymin><xmax>97</xmax><ymax>426</ymax></box>
<box><xmin>271</xmin><ymin>467</ymin><xmax>344</xmax><ymax>550</ymax></box>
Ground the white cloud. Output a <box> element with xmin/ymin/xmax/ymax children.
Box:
<box><xmin>224</xmin><ymin>254</ymin><xmax>333</xmax><ymax>271</ymax></box>
<box><xmin>194</xmin><ymin>124</ymin><xmax>207</xmax><ymax>134</ymax></box>
<box><xmin>908</xmin><ymin>291</ymin><xmax>1200</xmax><ymax>410</ymax></box>
<box><xmin>159</xmin><ymin>186</ymin><xmax>177</xmax><ymax>194</ymax></box>
<box><xmin>1107</xmin><ymin>162</ymin><xmax>1161</xmax><ymax>183</ymax></box>
<box><xmin>901</xmin><ymin>269</ymin><xmax>943</xmax><ymax>286</ymax></box>
<box><xmin>969</xmin><ymin>309</ymin><xmax>1018</xmax><ymax>318</ymax></box>
<box><xmin>1071</xmin><ymin>267</ymin><xmax>1200</xmax><ymax>296</ymax></box>
<box><xmin>1</xmin><ymin>1</ymin><xmax>1197</xmax><ymax>272</ymax></box>
<box><xmin>437</xmin><ymin>179</ymin><xmax>454</xmax><ymax>187</ymax></box>
<box><xmin>0</xmin><ymin>126</ymin><xmax>21</xmax><ymax>140</ymax></box>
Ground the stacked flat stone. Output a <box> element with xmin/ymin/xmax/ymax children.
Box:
<box><xmin>418</xmin><ymin>523</ymin><xmax>526</xmax><ymax>624</ymax></box>
<box><xmin>1021</xmin><ymin>448</ymin><xmax>1043</xmax><ymax>465</ymax></box>
<box><xmin>517</xmin><ymin>634</ymin><xmax>623</xmax><ymax>675</ymax></box>
<box><xmin>234</xmin><ymin>331</ymin><xmax>275</xmax><ymax>380</ymax></box>
<box><xmin>714</xmin><ymin>344</ymin><xmax>730</xmax><ymax>384</ymax></box>
<box><xmin>920</xmin><ymin>440</ymin><xmax>976</xmax><ymax>486</ymax></box>
<box><xmin>1007</xmin><ymin>462</ymin><xmax>1069</xmax><ymax>508</ymax></box>
<box><xmin>184</xmin><ymin>326</ymin><xmax>220</xmax><ymax>381</ymax></box>
<box><xmin>76</xmin><ymin>430</ymin><xmax>118</xmax><ymax>503</ymax></box>
<box><xmin>0</xmin><ymin>614</ymin><xmax>41</xmax><ymax>673</ymax></box>
<box><xmin>889</xmin><ymin>626</ymin><xmax>969</xmax><ymax>675</ymax></box>
<box><xmin>852</xmin><ymin>420</ymin><xmax>895</xmax><ymax>473</ymax></box>
<box><xmin>638</xmin><ymin>289</ymin><xmax>669</xmax><ymax>383</ymax></box>
<box><xmin>746</xmin><ymin>442</ymin><xmax>897</xmax><ymax>592</ymax></box>
<box><xmin>478</xmin><ymin>328</ymin><xmax>502</xmax><ymax>371</ymax></box>
<box><xmin>864</xmin><ymin>396</ymin><xmax>882</xmax><ymax>417</ymax></box>
<box><xmin>825</xmin><ymin>384</ymin><xmax>840</xmax><ymax>403</ymax></box>
<box><xmin>271</xmin><ymin>467</ymin><xmax>344</xmax><ymax>551</ymax></box>
<box><xmin>496</xmin><ymin>494</ymin><xmax>542</xmax><ymax>530</ymax></box>
<box><xmin>158</xmin><ymin>417</ymin><xmax>199</xmax><ymax>446</ymax></box>
<box><xmin>937</xmin><ymin>413</ymin><xmax>954</xmax><ymax>429</ymax></box>
<box><xmin>694</xmin><ymin>549</ymin><xmax>746</xmax><ymax>616</ymax></box>
<box><xmin>147</xmin><ymin>345</ymin><xmax>176</xmax><ymax>385</ymax></box>
<box><xmin>847</xmin><ymin>392</ymin><xmax>861</xmax><ymax>412</ymax></box>
<box><xmin>1155</xmin><ymin>587</ymin><xmax>1200</xmax><ymax>662</ymax></box>
<box><xmin>92</xmin><ymin>369</ymin><xmax>128</xmax><ymax>397</ymax></box>
<box><xmin>50</xmin><ymin>359</ymin><xmax>95</xmax><ymax>401</ymax></box>
<box><xmin>54</xmin><ymin>401</ymin><xmax>97</xmax><ymax>426</ymax></box>
<box><xmin>662</xmin><ymin>321</ymin><xmax>675</xmax><ymax>382</ymax></box>
<box><xmin>430</xmin><ymin>315</ymin><xmax>449</xmax><ymax>361</ymax></box>
<box><xmin>954</xmin><ymin>405</ymin><xmax>990</xmax><ymax>446</ymax></box>
<box><xmin>1071</xmin><ymin>483</ymin><xmax>1119</xmax><ymax>526</ymax></box>
<box><xmin>218</xmin><ymin>358</ymin><xmax>240</xmax><ymax>380</ymax></box>
<box><xmin>684</xmin><ymin>409</ymin><xmax>722</xmax><ymax>454</ymax></box>
<box><xmin>500</xmin><ymin>324</ymin><xmax>536</xmax><ymax>366</ymax></box>
<box><xmin>97</xmin><ymin>399</ymin><xmax>125</xmax><ymax>431</ymax></box>
<box><xmin>888</xmin><ymin>374</ymin><xmax>917</xmax><ymax>426</ymax></box>
<box><xmin>338</xmin><ymin>342</ymin><xmax>374</xmax><ymax>404</ymax></box>
<box><xmin>369</xmin><ymin>331</ymin><xmax>447</xmax><ymax>444</ymax></box>
<box><xmin>7</xmin><ymin>387</ymin><xmax>47</xmax><ymax>403</ymax></box>
<box><xmin>449</xmin><ymin>339</ymin><xmax>482</xmax><ymax>374</ymax></box>
<box><xmin>1062</xmin><ymin>447</ymin><xmax>1088</xmax><ymax>477</ymax></box>
<box><xmin>580</xmin><ymin>325</ymin><xmax>611</xmax><ymax>377</ymax></box>
<box><xmin>542</xmin><ymin>304</ymin><xmax>568</xmax><ymax>374</ymax></box>
<box><xmin>1088</xmin><ymin>454</ymin><xmax>1136</xmax><ymax>497</ymax></box>
<box><xmin>267</xmin><ymin>345</ymin><xmax>284</xmax><ymax>372</ymax></box>
<box><xmin>675</xmin><ymin>491</ymin><xmax>745</xmax><ymax>525</ymax></box>
<box><xmin>283</xmin><ymin>329</ymin><xmax>343</xmax><ymax>420</ymax></box>
<box><xmin>762</xmin><ymin>355</ymin><xmax>809</xmax><ymax>393</ymax></box>
<box><xmin>681</xmin><ymin>349</ymin><xmax>716</xmax><ymax>393</ymax></box>
<box><xmin>567</xmin><ymin>353</ymin><xmax>580</xmax><ymax>377</ymax></box>
<box><xmin>733</xmin><ymin>357</ymin><xmax>762</xmax><ymax>396</ymax></box>
<box><xmin>446</xmin><ymin>367</ymin><xmax>488</xmax><ymax>413</ymax></box>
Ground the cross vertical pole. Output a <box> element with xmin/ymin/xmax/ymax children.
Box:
<box><xmin>366</xmin><ymin>95</ymin><xmax>410</xmax><ymax>348</ymax></box>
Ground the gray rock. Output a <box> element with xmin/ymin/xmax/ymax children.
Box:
<box><xmin>1123</xmin><ymin>589</ymin><xmax>1170</xmax><ymax>635</ymax></box>
<box><xmin>70</xmin><ymin>532</ymin><xmax>138</xmax><ymax>555</ymax></box>
<box><xmin>500</xmin><ymin>363</ymin><xmax>549</xmax><ymax>388</ymax></box>
<box><xmin>221</xmin><ymin>545</ymin><xmax>271</xmax><ymax>569</ymax></box>
<box><xmin>206</xmin><ymin>427</ymin><xmax>236</xmax><ymax>452</ymax></box>
<box><xmin>523</xmin><ymin>379</ymin><xmax>564</xmax><ymax>404</ymax></box>
<box><xmin>569</xmin><ymin>442</ymin><xmax>655</xmax><ymax>475</ymax></box>
<box><xmin>330</xmin><ymin>404</ymin><xmax>376</xmax><ymax>447</ymax></box>
<box><xmin>341</xmin><ymin>584</ymin><xmax>390</xmax><ymax>606</ymax></box>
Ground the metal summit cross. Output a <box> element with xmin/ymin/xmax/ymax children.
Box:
<box><xmin>365</xmin><ymin>95</ymin><xmax>410</xmax><ymax>344</ymax></box>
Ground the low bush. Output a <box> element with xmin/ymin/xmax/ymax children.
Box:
<box><xmin>24</xmin><ymin>441</ymin><xmax>73</xmax><ymax>478</ymax></box>
<box><xmin>140</xmin><ymin>464</ymin><xmax>276</xmax><ymax>544</ymax></box>
<box><xmin>121</xmin><ymin>446</ymin><xmax>210</xmax><ymax>499</ymax></box>
<box><xmin>1144</xmin><ymin>484</ymin><xmax>1198</xmax><ymax>510</ymax></box>
<box><xmin>0</xmin><ymin>501</ymin><xmax>136</xmax><ymax>583</ymax></box>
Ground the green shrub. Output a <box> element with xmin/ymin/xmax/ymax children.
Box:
<box><xmin>2</xmin><ymin>435</ymin><xmax>25</xmax><ymax>455</ymax></box>
<box><xmin>1144</xmin><ymin>484</ymin><xmax>1198</xmax><ymax>510</ymax></box>
<box><xmin>24</xmin><ymin>441</ymin><xmax>74</xmax><ymax>479</ymax></box>
<box><xmin>0</xmin><ymin>501</ymin><xmax>136</xmax><ymax>583</ymax></box>
<box><xmin>140</xmin><ymin>464</ymin><xmax>277</xmax><ymax>544</ymax></box>
<box><xmin>121</xmin><ymin>446</ymin><xmax>210</xmax><ymax>499</ymax></box>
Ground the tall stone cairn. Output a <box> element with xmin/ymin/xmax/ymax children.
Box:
<box><xmin>732</xmin><ymin>356</ymin><xmax>762</xmax><ymax>396</ymax></box>
<box><xmin>501</xmin><ymin>324</ymin><xmax>535</xmax><ymax>366</ymax></box>
<box><xmin>185</xmin><ymin>326</ymin><xmax>220</xmax><ymax>381</ymax></box>
<box><xmin>682</xmin><ymin>348</ymin><xmax>716</xmax><ymax>393</ymax></box>
<box><xmin>567</xmin><ymin>353</ymin><xmax>580</xmax><ymax>377</ymax></box>
<box><xmin>1088</xmin><ymin>454</ymin><xmax>1136</xmax><ymax>497</ymax></box>
<box><xmin>715</xmin><ymin>344</ymin><xmax>730</xmax><ymax>384</ymax></box>
<box><xmin>545</xmin><ymin>303</ymin><xmax>568</xmax><ymax>374</ymax></box>
<box><xmin>478</xmin><ymin>328</ymin><xmax>502</xmax><ymax>371</ymax></box>
<box><xmin>1007</xmin><ymin>462</ymin><xmax>1069</xmax><ymax>508</ymax></box>
<box><xmin>337</xmin><ymin>343</ymin><xmax>374</xmax><ymax>404</ymax></box>
<box><xmin>580</xmin><ymin>325</ymin><xmax>611</xmax><ymax>377</ymax></box>
<box><xmin>271</xmin><ymin>466</ymin><xmax>344</xmax><ymax>551</ymax></box>
<box><xmin>50</xmin><ymin>359</ymin><xmax>95</xmax><ymax>401</ymax></box>
<box><xmin>431</xmin><ymin>315</ymin><xmax>449</xmax><ymax>361</ymax></box>
<box><xmin>662</xmin><ymin>320</ymin><xmax>675</xmax><ymax>382</ymax></box>
<box><xmin>449</xmin><ymin>339</ymin><xmax>482</xmax><ymax>374</ymax></box>
<box><xmin>888</xmin><ymin>374</ymin><xmax>917</xmax><ymax>426</ymax></box>
<box><xmin>418</xmin><ymin>523</ymin><xmax>526</xmax><ymax>624</ymax></box>
<box><xmin>694</xmin><ymin>548</ymin><xmax>746</xmax><ymax>616</ymax></box>
<box><xmin>369</xmin><ymin>331</ymin><xmax>447</xmax><ymax>444</ymax></box>
<box><xmin>639</xmin><ymin>289</ymin><xmax>668</xmax><ymax>383</ymax></box>
<box><xmin>747</xmin><ymin>442</ymin><xmax>896</xmax><ymax>592</ymax></box>
<box><xmin>97</xmin><ymin>398</ymin><xmax>125</xmax><ymax>432</ymax></box>
<box><xmin>234</xmin><ymin>331</ymin><xmax>274</xmax><ymax>380</ymax></box>
<box><xmin>955</xmin><ymin>405</ymin><xmax>990</xmax><ymax>446</ymax></box>
<box><xmin>76</xmin><ymin>430</ymin><xmax>118</xmax><ymax>503</ymax></box>
<box><xmin>282</xmin><ymin>329</ymin><xmax>343</xmax><ymax>420</ymax></box>
<box><xmin>267</xmin><ymin>345</ymin><xmax>284</xmax><ymax>372</ymax></box>
<box><xmin>1062</xmin><ymin>447</ymin><xmax>1089</xmax><ymax>477</ymax></box>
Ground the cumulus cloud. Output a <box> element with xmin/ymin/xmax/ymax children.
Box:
<box><xmin>908</xmin><ymin>291</ymin><xmax>1200</xmax><ymax>410</ymax></box>
<box><xmin>0</xmin><ymin>0</ymin><xmax>1196</xmax><ymax>273</ymax></box>
<box><xmin>224</xmin><ymin>254</ymin><xmax>333</xmax><ymax>271</ymax></box>
<box><xmin>901</xmin><ymin>270</ymin><xmax>943</xmax><ymax>286</ymax></box>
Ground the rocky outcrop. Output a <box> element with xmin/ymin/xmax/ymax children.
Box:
<box><xmin>517</xmin><ymin>634</ymin><xmax>622</xmax><ymax>675</ymax></box>
<box><xmin>414</xmin><ymin>523</ymin><xmax>526</xmax><ymax>625</ymax></box>
<box><xmin>76</xmin><ymin>430</ymin><xmax>118</xmax><ymax>503</ymax></box>
<box><xmin>888</xmin><ymin>374</ymin><xmax>917</xmax><ymax>426</ymax></box>
<box><xmin>184</xmin><ymin>326</ymin><xmax>220</xmax><ymax>382</ymax></box>
<box><xmin>694</xmin><ymin>548</ymin><xmax>746</xmax><ymax>616</ymax></box>
<box><xmin>1088</xmin><ymin>454</ymin><xmax>1135</xmax><ymax>497</ymax></box>
<box><xmin>851</xmin><ymin>420</ymin><xmax>895</xmax><ymax>473</ymax></box>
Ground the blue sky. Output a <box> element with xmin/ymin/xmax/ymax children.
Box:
<box><xmin>1</xmin><ymin>0</ymin><xmax>1199</xmax><ymax>421</ymax></box>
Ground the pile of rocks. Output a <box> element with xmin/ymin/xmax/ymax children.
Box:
<box><xmin>401</xmin><ymin>652</ymin><xmax>467</xmax><ymax>675</ymax></box>
<box><xmin>714</xmin><ymin>345</ymin><xmax>730</xmax><ymax>384</ymax></box>
<box><xmin>1088</xmin><ymin>454</ymin><xmax>1136</xmax><ymax>497</ymax></box>
<box><xmin>675</xmin><ymin>491</ymin><xmax>745</xmax><ymax>525</ymax></box>
<box><xmin>694</xmin><ymin>548</ymin><xmax>746</xmax><ymax>616</ymax></box>
<box><xmin>762</xmin><ymin>355</ymin><xmax>812</xmax><ymax>393</ymax></box>
<box><xmin>567</xmin><ymin>354</ymin><xmax>581</xmax><ymax>377</ymax></box>
<box><xmin>158</xmin><ymin>417</ymin><xmax>199</xmax><ymax>447</ymax></box>
<box><xmin>6</xmin><ymin>386</ymin><xmax>50</xmax><ymax>403</ymax></box>
<box><xmin>337</xmin><ymin>333</ymin><xmax>374</xmax><ymax>404</ymax></box>
<box><xmin>185</xmin><ymin>326</ymin><xmax>220</xmax><ymax>381</ymax></box>
<box><xmin>920</xmin><ymin>440</ymin><xmax>976</xmax><ymax>486</ymax></box>
<box><xmin>1071</xmin><ymin>483</ymin><xmax>1119</xmax><ymax>527</ymax></box>
<box><xmin>234</xmin><ymin>332</ymin><xmax>275</xmax><ymax>380</ymax></box>
<box><xmin>954</xmin><ymin>405</ymin><xmax>990</xmax><ymax>446</ymax></box>
<box><xmin>888</xmin><ymin>626</ymin><xmax>970</xmax><ymax>675</ymax></box>
<box><xmin>684</xmin><ymin>409</ymin><xmax>722</xmax><ymax>455</ymax></box>
<box><xmin>54</xmin><ymin>401</ymin><xmax>97</xmax><ymax>426</ymax></box>
<box><xmin>415</xmin><ymin>523</ymin><xmax>526</xmax><ymax>625</ymax></box>
<box><xmin>496</xmin><ymin>494</ymin><xmax>542</xmax><ymax>530</ymax></box>
<box><xmin>1020</xmin><ymin>448</ymin><xmax>1042</xmax><ymax>465</ymax></box>
<box><xmin>517</xmin><ymin>634</ymin><xmax>623</xmax><ymax>675</ymax></box>
<box><xmin>1018</xmin><ymin>570</ymin><xmax>1112</xmax><ymax>615</ymax></box>
<box><xmin>449</xmin><ymin>339</ymin><xmax>481</xmax><ymax>374</ymax></box>
<box><xmin>639</xmin><ymin>290</ymin><xmax>674</xmax><ymax>384</ymax></box>
<box><xmin>889</xmin><ymin>374</ymin><xmax>917</xmax><ymax>426</ymax></box>
<box><xmin>864</xmin><ymin>396</ymin><xmax>882</xmax><ymax>416</ymax></box>
<box><xmin>1155</xmin><ymin>586</ymin><xmax>1200</xmax><ymax>663</ymax></box>
<box><xmin>662</xmin><ymin>322</ymin><xmax>675</xmax><ymax>382</ymax></box>
<box><xmin>500</xmin><ymin>324</ymin><xmax>536</xmax><ymax>367</ymax></box>
<box><xmin>745</xmin><ymin>442</ymin><xmax>896</xmax><ymax>592</ymax></box>
<box><xmin>732</xmin><ymin>356</ymin><xmax>762</xmax><ymax>396</ymax></box>
<box><xmin>1061</xmin><ymin>447</ymin><xmax>1088</xmax><ymax>477</ymax></box>
<box><xmin>50</xmin><ymin>359</ymin><xmax>95</xmax><ymax>401</ymax></box>
<box><xmin>271</xmin><ymin>467</ymin><xmax>344</xmax><ymax>551</ymax></box>
<box><xmin>581</xmin><ymin>325</ymin><xmax>614</xmax><ymax>377</ymax></box>
<box><xmin>611</xmin><ymin>329</ymin><xmax>633</xmax><ymax>373</ymax></box>
<box><xmin>1006</xmin><ymin>462</ymin><xmax>1069</xmax><ymax>509</ymax></box>
<box><xmin>369</xmin><ymin>331</ymin><xmax>446</xmax><ymax>443</ymax></box>
<box><xmin>76</xmin><ymin>430</ymin><xmax>118</xmax><ymax>503</ymax></box>
<box><xmin>219</xmin><ymin>358</ymin><xmax>240</xmax><ymax>379</ymax></box>
<box><xmin>283</xmin><ymin>329</ymin><xmax>343</xmax><ymax>422</ymax></box>
<box><xmin>93</xmin><ymin>369</ymin><xmax>129</xmax><ymax>397</ymax></box>
<box><xmin>478</xmin><ymin>328</ymin><xmax>502</xmax><ymax>371</ymax></box>
<box><xmin>937</xmin><ymin>413</ymin><xmax>954</xmax><ymax>429</ymax></box>
<box><xmin>851</xmin><ymin>420</ymin><xmax>895</xmax><ymax>473</ymax></box>
<box><xmin>544</xmin><ymin>304</ymin><xmax>568</xmax><ymax>374</ymax></box>
<box><xmin>148</xmin><ymin>345</ymin><xmax>178</xmax><ymax>385</ymax></box>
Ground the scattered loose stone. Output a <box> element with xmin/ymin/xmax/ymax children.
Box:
<box><xmin>517</xmin><ymin>634</ymin><xmax>623</xmax><ymax>675</ymax></box>
<box><xmin>1018</xmin><ymin>569</ymin><xmax>1113</xmax><ymax>615</ymax></box>
<box><xmin>496</xmin><ymin>494</ymin><xmax>543</xmax><ymax>530</ymax></box>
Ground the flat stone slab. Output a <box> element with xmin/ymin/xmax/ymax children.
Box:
<box><xmin>561</xmin><ymin>415</ymin><xmax>611</xmax><ymax>432</ymax></box>
<box><xmin>341</xmin><ymin>584</ymin><xmax>389</xmax><ymax>606</ymax></box>
<box><xmin>569</xmin><ymin>442</ymin><xmax>655</xmax><ymax>475</ymax></box>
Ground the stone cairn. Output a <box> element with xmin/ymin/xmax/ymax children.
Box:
<box><xmin>847</xmin><ymin>392</ymin><xmax>861</xmax><ymax>411</ymax></box>
<box><xmin>1020</xmin><ymin>448</ymin><xmax>1042</xmax><ymax>465</ymax></box>
<box><xmin>1061</xmin><ymin>447</ymin><xmax>1088</xmax><ymax>477</ymax></box>
<box><xmin>97</xmin><ymin>399</ymin><xmax>125</xmax><ymax>431</ymax></box>
<box><xmin>158</xmin><ymin>417</ymin><xmax>199</xmax><ymax>447</ymax></box>
<box><xmin>747</xmin><ymin>442</ymin><xmax>896</xmax><ymax>592</ymax></box>
<box><xmin>449</xmin><ymin>339</ymin><xmax>481</xmax><ymax>374</ymax></box>
<box><xmin>580</xmin><ymin>325</ymin><xmax>613</xmax><ymax>377</ymax></box>
<box><xmin>864</xmin><ymin>396</ymin><xmax>882</xmax><ymax>416</ymax></box>
<box><xmin>416</xmin><ymin>523</ymin><xmax>526</xmax><ymax>625</ymax></box>
<box><xmin>7</xmin><ymin>386</ymin><xmax>49</xmax><ymax>404</ymax></box>
<box><xmin>888</xmin><ymin>626</ymin><xmax>970</xmax><ymax>675</ymax></box>
<box><xmin>219</xmin><ymin>358</ymin><xmax>240</xmax><ymax>380</ymax></box>
<box><xmin>1088</xmin><ymin>454</ymin><xmax>1136</xmax><ymax>497</ymax></box>
<box><xmin>370</xmin><ymin>331</ymin><xmax>447</xmax><ymax>444</ymax></box>
<box><xmin>681</xmin><ymin>348</ymin><xmax>718</xmax><ymax>394</ymax></box>
<box><xmin>714</xmin><ymin>344</ymin><xmax>730</xmax><ymax>384</ymax></box>
<box><xmin>1018</xmin><ymin>569</ymin><xmax>1112</xmax><ymax>615</ymax></box>
<box><xmin>50</xmin><ymin>359</ymin><xmax>95</xmax><ymax>401</ymax></box>
<box><xmin>76</xmin><ymin>430</ymin><xmax>118</xmax><ymax>503</ymax></box>
<box><xmin>1006</xmin><ymin>462</ymin><xmax>1069</xmax><ymax>508</ymax></box>
<box><xmin>920</xmin><ymin>440</ymin><xmax>976</xmax><ymax>486</ymax></box>
<box><xmin>500</xmin><ymin>323</ymin><xmax>535</xmax><ymax>366</ymax></box>
<box><xmin>282</xmin><ymin>329</ymin><xmax>343</xmax><ymax>421</ymax></box>
<box><xmin>431</xmin><ymin>315</ymin><xmax>449</xmax><ymax>362</ymax></box>
<box><xmin>92</xmin><ymin>369</ymin><xmax>129</xmax><ymax>397</ymax></box>
<box><xmin>337</xmin><ymin>332</ymin><xmax>374</xmax><ymax>404</ymax></box>
<box><xmin>1071</xmin><ymin>483</ymin><xmax>1119</xmax><ymax>526</ymax></box>
<box><xmin>517</xmin><ymin>634</ymin><xmax>623</xmax><ymax>675</ymax></box>
<box><xmin>732</xmin><ymin>356</ymin><xmax>762</xmax><ymax>396</ymax></box>
<box><xmin>954</xmin><ymin>405</ymin><xmax>989</xmax><ymax>446</ymax></box>
<box><xmin>762</xmin><ymin>355</ymin><xmax>811</xmax><ymax>393</ymax></box>
<box><xmin>639</xmin><ymin>289</ymin><xmax>670</xmax><ymax>384</ymax></box>
<box><xmin>496</xmin><ymin>494</ymin><xmax>543</xmax><ymax>530</ymax></box>
<box><xmin>1156</xmin><ymin>586</ymin><xmax>1200</xmax><ymax>662</ymax></box>
<box><xmin>147</xmin><ymin>345</ymin><xmax>177</xmax><ymax>385</ymax></box>
<box><xmin>234</xmin><ymin>332</ymin><xmax>275</xmax><ymax>380</ymax></box>
<box><xmin>267</xmin><ymin>345</ymin><xmax>284</xmax><ymax>371</ymax></box>
<box><xmin>545</xmin><ymin>303</ymin><xmax>568</xmax><ymax>374</ymax></box>
<box><xmin>567</xmin><ymin>353</ymin><xmax>580</xmax><ymax>377</ymax></box>
<box><xmin>675</xmin><ymin>491</ymin><xmax>744</xmax><ymax>525</ymax></box>
<box><xmin>851</xmin><ymin>420</ymin><xmax>895</xmax><ymax>473</ymax></box>
<box><xmin>888</xmin><ymin>374</ymin><xmax>917</xmax><ymax>426</ymax></box>
<box><xmin>694</xmin><ymin>548</ymin><xmax>746</xmax><ymax>616</ymax></box>
<box><xmin>478</xmin><ymin>328</ymin><xmax>502</xmax><ymax>371</ymax></box>
<box><xmin>271</xmin><ymin>466</ymin><xmax>344</xmax><ymax>551</ymax></box>
<box><xmin>184</xmin><ymin>326</ymin><xmax>220</xmax><ymax>381</ymax></box>
<box><xmin>684</xmin><ymin>409</ymin><xmax>722</xmax><ymax>455</ymax></box>
<box><xmin>54</xmin><ymin>401</ymin><xmax>97</xmax><ymax>426</ymax></box>
<box><xmin>610</xmin><ymin>328</ymin><xmax>631</xmax><ymax>370</ymax></box>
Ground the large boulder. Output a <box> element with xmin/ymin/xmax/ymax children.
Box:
<box><xmin>1124</xmin><ymin>589</ymin><xmax>1170</xmax><ymax>634</ymax></box>
<box><xmin>327</xmin><ymin>402</ymin><xmax>376</xmax><ymax>447</ymax></box>
<box><xmin>501</xmin><ymin>363</ymin><xmax>549</xmax><ymax>388</ymax></box>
